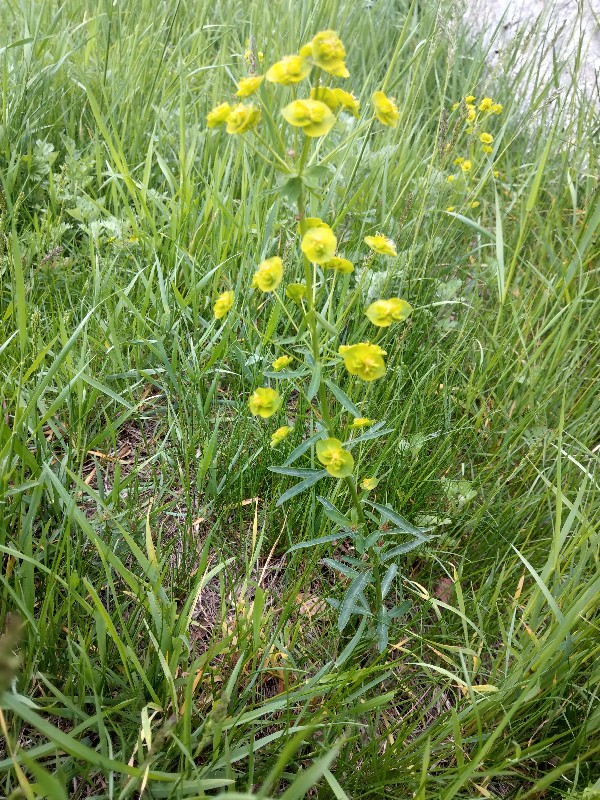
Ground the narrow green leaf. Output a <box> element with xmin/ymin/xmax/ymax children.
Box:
<box><xmin>317</xmin><ymin>496</ymin><xmax>354</xmax><ymax>529</ymax></box>
<box><xmin>307</xmin><ymin>362</ymin><xmax>322</xmax><ymax>401</ymax></box>
<box><xmin>367</xmin><ymin>501</ymin><xmax>424</xmax><ymax>536</ymax></box>
<box><xmin>376</xmin><ymin>607</ymin><xmax>389</xmax><ymax>652</ymax></box>
<box><xmin>276</xmin><ymin>471</ymin><xmax>326</xmax><ymax>506</ymax></box>
<box><xmin>286</xmin><ymin>533</ymin><xmax>344</xmax><ymax>553</ymax></box>
<box><xmin>270</xmin><ymin>466</ymin><xmax>324</xmax><ymax>478</ymax></box>
<box><xmin>324</xmin><ymin>378</ymin><xmax>361</xmax><ymax>417</ymax></box>
<box><xmin>382</xmin><ymin>563</ymin><xmax>398</xmax><ymax>598</ymax></box>
<box><xmin>339</xmin><ymin>571</ymin><xmax>372</xmax><ymax>631</ymax></box>
<box><xmin>381</xmin><ymin>540</ymin><xmax>426</xmax><ymax>561</ymax></box>
<box><xmin>283</xmin><ymin>429</ymin><xmax>326</xmax><ymax>467</ymax></box>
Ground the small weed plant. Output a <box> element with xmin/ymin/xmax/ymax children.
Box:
<box><xmin>209</xmin><ymin>30</ymin><xmax>425</xmax><ymax>650</ymax></box>
<box><xmin>0</xmin><ymin>1</ymin><xmax>599</xmax><ymax>796</ymax></box>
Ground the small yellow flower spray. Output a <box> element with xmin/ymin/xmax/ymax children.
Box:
<box><xmin>207</xmin><ymin>30</ymin><xmax>424</xmax><ymax>651</ymax></box>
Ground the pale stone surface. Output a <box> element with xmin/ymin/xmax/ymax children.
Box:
<box><xmin>463</xmin><ymin>0</ymin><xmax>600</xmax><ymax>100</ymax></box>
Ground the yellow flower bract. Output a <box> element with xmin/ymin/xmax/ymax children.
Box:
<box><xmin>236</xmin><ymin>76</ymin><xmax>264</xmax><ymax>97</ymax></box>
<box><xmin>323</xmin><ymin>256</ymin><xmax>354</xmax><ymax>274</ymax></box>
<box><xmin>309</xmin><ymin>30</ymin><xmax>349</xmax><ymax>77</ymax></box>
<box><xmin>252</xmin><ymin>256</ymin><xmax>283</xmax><ymax>292</ymax></box>
<box><xmin>248</xmin><ymin>387</ymin><xmax>282</xmax><ymax>418</ymax></box>
<box><xmin>310</xmin><ymin>86</ymin><xmax>338</xmax><ymax>110</ymax></box>
<box><xmin>286</xmin><ymin>283</ymin><xmax>306</xmax><ymax>302</ymax></box>
<box><xmin>226</xmin><ymin>103</ymin><xmax>261</xmax><ymax>134</ymax></box>
<box><xmin>365</xmin><ymin>298</ymin><xmax>413</xmax><ymax>327</ymax></box>
<box><xmin>213</xmin><ymin>290</ymin><xmax>234</xmax><ymax>319</ymax></box>
<box><xmin>270</xmin><ymin>425</ymin><xmax>293</xmax><ymax>447</ymax></box>
<box><xmin>316</xmin><ymin>437</ymin><xmax>354</xmax><ymax>478</ymax></box>
<box><xmin>461</xmin><ymin>160</ymin><xmax>472</xmax><ymax>172</ymax></box>
<box><xmin>372</xmin><ymin>91</ymin><xmax>399</xmax><ymax>127</ymax></box>
<box><xmin>207</xmin><ymin>102</ymin><xmax>232</xmax><ymax>128</ymax></box>
<box><xmin>272</xmin><ymin>355</ymin><xmax>293</xmax><ymax>371</ymax></box>
<box><xmin>361</xmin><ymin>477</ymin><xmax>379</xmax><ymax>491</ymax></box>
<box><xmin>364</xmin><ymin>233</ymin><xmax>397</xmax><ymax>256</ymax></box>
<box><xmin>301</xmin><ymin>217</ymin><xmax>327</xmax><ymax>233</ymax></box>
<box><xmin>350</xmin><ymin>417</ymin><xmax>374</xmax><ymax>428</ymax></box>
<box><xmin>309</xmin><ymin>87</ymin><xmax>360</xmax><ymax>117</ymax></box>
<box><xmin>479</xmin><ymin>132</ymin><xmax>493</xmax><ymax>144</ymax></box>
<box><xmin>338</xmin><ymin>342</ymin><xmax>387</xmax><ymax>382</ymax></box>
<box><xmin>282</xmin><ymin>99</ymin><xmax>335</xmax><ymax>137</ymax></box>
<box><xmin>301</xmin><ymin>225</ymin><xmax>337</xmax><ymax>263</ymax></box>
<box><xmin>266</xmin><ymin>55</ymin><xmax>311</xmax><ymax>85</ymax></box>
<box><xmin>333</xmin><ymin>88</ymin><xmax>360</xmax><ymax>116</ymax></box>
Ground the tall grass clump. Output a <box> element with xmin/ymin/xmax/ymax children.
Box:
<box><xmin>0</xmin><ymin>0</ymin><xmax>598</xmax><ymax>796</ymax></box>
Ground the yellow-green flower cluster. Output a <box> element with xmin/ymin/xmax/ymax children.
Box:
<box><xmin>213</xmin><ymin>290</ymin><xmax>234</xmax><ymax>320</ymax></box>
<box><xmin>252</xmin><ymin>256</ymin><xmax>283</xmax><ymax>292</ymax></box>
<box><xmin>445</xmin><ymin>93</ymin><xmax>502</xmax><ymax>212</ymax></box>
<box><xmin>301</xmin><ymin>30</ymin><xmax>349</xmax><ymax>77</ymax></box>
<box><xmin>272</xmin><ymin>355</ymin><xmax>293</xmax><ymax>371</ymax></box>
<box><xmin>270</xmin><ymin>425</ymin><xmax>293</xmax><ymax>447</ymax></box>
<box><xmin>299</xmin><ymin>219</ymin><xmax>355</xmax><ymax>273</ymax></box>
<box><xmin>310</xmin><ymin>87</ymin><xmax>360</xmax><ymax>117</ymax></box>
<box><xmin>364</xmin><ymin>233</ymin><xmax>397</xmax><ymax>256</ymax></box>
<box><xmin>266</xmin><ymin>55</ymin><xmax>311</xmax><ymax>85</ymax></box>
<box><xmin>282</xmin><ymin>99</ymin><xmax>335</xmax><ymax>137</ymax></box>
<box><xmin>206</xmin><ymin>101</ymin><xmax>261</xmax><ymax>134</ymax></box>
<box><xmin>316</xmin><ymin>438</ymin><xmax>354</xmax><ymax>478</ymax></box>
<box><xmin>452</xmin><ymin>94</ymin><xmax>502</xmax><ymax>123</ymax></box>
<box><xmin>323</xmin><ymin>256</ymin><xmax>354</xmax><ymax>274</ymax></box>
<box><xmin>371</xmin><ymin>91</ymin><xmax>399</xmax><ymax>127</ymax></box>
<box><xmin>365</xmin><ymin>298</ymin><xmax>412</xmax><ymax>327</ymax></box>
<box><xmin>449</xmin><ymin>93</ymin><xmax>501</xmax><ymax>159</ymax></box>
<box><xmin>263</xmin><ymin>30</ymin><xmax>353</xmax><ymax>139</ymax></box>
<box><xmin>248</xmin><ymin>387</ymin><xmax>282</xmax><ymax>418</ymax></box>
<box><xmin>361</xmin><ymin>477</ymin><xmax>379</xmax><ymax>491</ymax></box>
<box><xmin>301</xmin><ymin>221</ymin><xmax>337</xmax><ymax>263</ymax></box>
<box><xmin>286</xmin><ymin>283</ymin><xmax>306</xmax><ymax>302</ymax></box>
<box><xmin>350</xmin><ymin>417</ymin><xmax>374</xmax><ymax>428</ymax></box>
<box><xmin>236</xmin><ymin>76</ymin><xmax>264</xmax><ymax>97</ymax></box>
<box><xmin>338</xmin><ymin>343</ymin><xmax>387</xmax><ymax>382</ymax></box>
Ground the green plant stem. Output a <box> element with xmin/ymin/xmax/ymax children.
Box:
<box><xmin>297</xmin><ymin>154</ymin><xmax>381</xmax><ymax>625</ymax></box>
<box><xmin>296</xmin><ymin>178</ymin><xmax>333</xmax><ymax>433</ymax></box>
<box><xmin>345</xmin><ymin>475</ymin><xmax>383</xmax><ymax>622</ymax></box>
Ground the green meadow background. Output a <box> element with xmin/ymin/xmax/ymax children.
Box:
<box><xmin>0</xmin><ymin>0</ymin><xmax>599</xmax><ymax>797</ymax></box>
